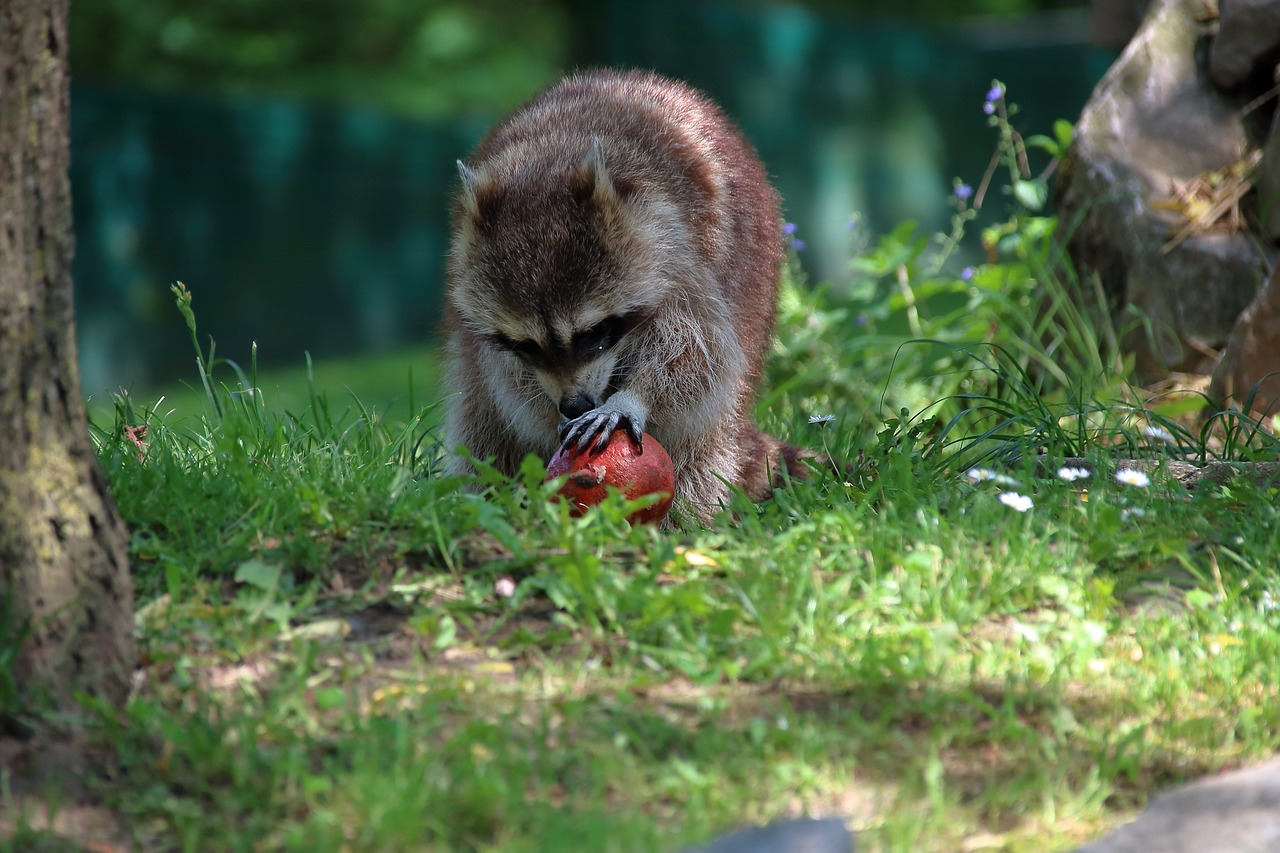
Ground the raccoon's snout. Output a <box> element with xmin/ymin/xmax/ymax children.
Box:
<box><xmin>559</xmin><ymin>392</ymin><xmax>597</xmax><ymax>420</ymax></box>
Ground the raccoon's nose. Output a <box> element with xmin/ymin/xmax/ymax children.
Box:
<box><xmin>558</xmin><ymin>393</ymin><xmax>596</xmax><ymax>419</ymax></box>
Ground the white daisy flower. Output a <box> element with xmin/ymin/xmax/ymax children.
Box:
<box><xmin>998</xmin><ymin>491</ymin><xmax>1034</xmax><ymax>512</ymax></box>
<box><xmin>1057</xmin><ymin>466</ymin><xmax>1091</xmax><ymax>482</ymax></box>
<box><xmin>1115</xmin><ymin>468</ymin><xmax>1150</xmax><ymax>488</ymax></box>
<box><xmin>1143</xmin><ymin>424</ymin><xmax>1174</xmax><ymax>442</ymax></box>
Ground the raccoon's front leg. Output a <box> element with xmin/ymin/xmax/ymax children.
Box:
<box><xmin>558</xmin><ymin>389</ymin><xmax>647</xmax><ymax>454</ymax></box>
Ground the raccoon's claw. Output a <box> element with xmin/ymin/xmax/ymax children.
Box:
<box><xmin>622</xmin><ymin>418</ymin><xmax>644</xmax><ymax>450</ymax></box>
<box><xmin>559</xmin><ymin>410</ymin><xmax>643</xmax><ymax>456</ymax></box>
<box><xmin>569</xmin><ymin>410</ymin><xmax>623</xmax><ymax>453</ymax></box>
<box><xmin>604</xmin><ymin>414</ymin><xmax>644</xmax><ymax>454</ymax></box>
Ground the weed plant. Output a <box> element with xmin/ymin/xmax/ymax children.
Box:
<box><xmin>9</xmin><ymin>83</ymin><xmax>1280</xmax><ymax>853</ymax></box>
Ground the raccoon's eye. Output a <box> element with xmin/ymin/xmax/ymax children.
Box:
<box><xmin>493</xmin><ymin>334</ymin><xmax>545</xmax><ymax>366</ymax></box>
<box><xmin>573</xmin><ymin>316</ymin><xmax>625</xmax><ymax>361</ymax></box>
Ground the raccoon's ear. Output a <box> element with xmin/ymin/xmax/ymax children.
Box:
<box><xmin>574</xmin><ymin>138</ymin><xmax>622</xmax><ymax>209</ymax></box>
<box><xmin>456</xmin><ymin>160</ymin><xmax>498</xmax><ymax>223</ymax></box>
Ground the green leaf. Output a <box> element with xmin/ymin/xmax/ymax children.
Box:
<box><xmin>1185</xmin><ymin>589</ymin><xmax>1215</xmax><ymax>610</ymax></box>
<box><xmin>1024</xmin><ymin>133</ymin><xmax>1058</xmax><ymax>157</ymax></box>
<box><xmin>1054</xmin><ymin>119</ymin><xmax>1075</xmax><ymax>151</ymax></box>
<box><xmin>314</xmin><ymin>687</ymin><xmax>346</xmax><ymax>711</ymax></box>
<box><xmin>1149</xmin><ymin>396</ymin><xmax>1209</xmax><ymax>419</ymax></box>
<box><xmin>235</xmin><ymin>558</ymin><xmax>282</xmax><ymax>591</ymax></box>
<box><xmin>1013</xmin><ymin>179</ymin><xmax>1048</xmax><ymax>211</ymax></box>
<box><xmin>432</xmin><ymin>613</ymin><xmax>458</xmax><ymax>651</ymax></box>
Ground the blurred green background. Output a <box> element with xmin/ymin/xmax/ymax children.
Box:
<box><xmin>70</xmin><ymin>0</ymin><xmax>1114</xmax><ymax>404</ymax></box>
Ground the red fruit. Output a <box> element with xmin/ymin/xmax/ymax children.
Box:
<box><xmin>546</xmin><ymin>430</ymin><xmax>676</xmax><ymax>525</ymax></box>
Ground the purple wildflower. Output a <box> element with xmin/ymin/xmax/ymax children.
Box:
<box><xmin>984</xmin><ymin>84</ymin><xmax>1003</xmax><ymax>115</ymax></box>
<box><xmin>954</xmin><ymin>183</ymin><xmax>973</xmax><ymax>201</ymax></box>
<box><xmin>782</xmin><ymin>222</ymin><xmax>798</xmax><ymax>236</ymax></box>
<box><xmin>791</xmin><ymin>238</ymin><xmax>806</xmax><ymax>251</ymax></box>
<box><xmin>960</xmin><ymin>266</ymin><xmax>974</xmax><ymax>281</ymax></box>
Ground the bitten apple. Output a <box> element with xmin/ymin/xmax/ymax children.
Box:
<box><xmin>546</xmin><ymin>430</ymin><xmax>676</xmax><ymax>525</ymax></box>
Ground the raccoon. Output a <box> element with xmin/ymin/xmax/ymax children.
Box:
<box><xmin>442</xmin><ymin>68</ymin><xmax>812</xmax><ymax>522</ymax></box>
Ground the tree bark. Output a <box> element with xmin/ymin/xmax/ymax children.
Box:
<box><xmin>1</xmin><ymin>0</ymin><xmax>135</xmax><ymax>714</ymax></box>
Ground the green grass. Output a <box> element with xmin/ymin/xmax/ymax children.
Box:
<box><xmin>11</xmin><ymin>89</ymin><xmax>1280</xmax><ymax>851</ymax></box>
<box><xmin>43</xmin><ymin>270</ymin><xmax>1278</xmax><ymax>852</ymax></box>
<box><xmin>88</xmin><ymin>341</ymin><xmax>442</xmax><ymax>430</ymax></box>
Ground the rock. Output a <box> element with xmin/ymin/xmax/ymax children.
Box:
<box><xmin>1054</xmin><ymin>0</ymin><xmax>1275</xmax><ymax>380</ymax></box>
<box><xmin>680</xmin><ymin>817</ymin><xmax>854</xmax><ymax>853</ymax></box>
<box><xmin>1208</xmin><ymin>0</ymin><xmax>1280</xmax><ymax>91</ymax></box>
<box><xmin>1257</xmin><ymin>103</ymin><xmax>1280</xmax><ymax>243</ymax></box>
<box><xmin>1072</xmin><ymin>758</ymin><xmax>1280</xmax><ymax>853</ymax></box>
<box><xmin>1209</xmin><ymin>263</ymin><xmax>1280</xmax><ymax>418</ymax></box>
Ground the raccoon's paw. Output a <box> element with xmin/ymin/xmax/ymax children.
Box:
<box><xmin>559</xmin><ymin>408</ymin><xmax>644</xmax><ymax>455</ymax></box>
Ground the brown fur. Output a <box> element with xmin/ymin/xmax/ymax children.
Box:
<box><xmin>442</xmin><ymin>69</ymin><xmax>811</xmax><ymax>522</ymax></box>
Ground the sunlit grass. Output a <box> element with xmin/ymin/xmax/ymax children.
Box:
<box><xmin>61</xmin><ymin>274</ymin><xmax>1280</xmax><ymax>852</ymax></box>
<box><xmin>15</xmin><ymin>83</ymin><xmax>1280</xmax><ymax>851</ymax></box>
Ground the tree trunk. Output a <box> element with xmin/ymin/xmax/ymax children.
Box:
<box><xmin>0</xmin><ymin>0</ymin><xmax>135</xmax><ymax>714</ymax></box>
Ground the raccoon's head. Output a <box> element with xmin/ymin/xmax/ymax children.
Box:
<box><xmin>448</xmin><ymin>139</ymin><xmax>678</xmax><ymax>419</ymax></box>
